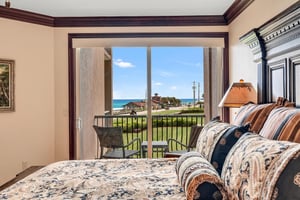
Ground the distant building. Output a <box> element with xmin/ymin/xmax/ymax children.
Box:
<box><xmin>123</xmin><ymin>100</ymin><xmax>161</xmax><ymax>110</ymax></box>
<box><xmin>123</xmin><ymin>102</ymin><xmax>145</xmax><ymax>110</ymax></box>
<box><xmin>152</xmin><ymin>93</ymin><xmax>161</xmax><ymax>104</ymax></box>
<box><xmin>152</xmin><ymin>93</ymin><xmax>161</xmax><ymax>109</ymax></box>
<box><xmin>123</xmin><ymin>93</ymin><xmax>182</xmax><ymax>111</ymax></box>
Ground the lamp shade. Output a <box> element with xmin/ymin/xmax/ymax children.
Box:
<box><xmin>218</xmin><ymin>80</ymin><xmax>257</xmax><ymax>108</ymax></box>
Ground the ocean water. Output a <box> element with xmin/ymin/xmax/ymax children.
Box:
<box><xmin>113</xmin><ymin>99</ymin><xmax>144</xmax><ymax>110</ymax></box>
<box><xmin>113</xmin><ymin>98</ymin><xmax>195</xmax><ymax>109</ymax></box>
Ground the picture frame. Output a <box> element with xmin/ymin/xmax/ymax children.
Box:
<box><xmin>0</xmin><ymin>59</ymin><xmax>15</xmax><ymax>112</ymax></box>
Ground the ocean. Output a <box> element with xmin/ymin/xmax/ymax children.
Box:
<box><xmin>113</xmin><ymin>98</ymin><xmax>195</xmax><ymax>109</ymax></box>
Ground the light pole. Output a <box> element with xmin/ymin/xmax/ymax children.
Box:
<box><xmin>192</xmin><ymin>81</ymin><xmax>196</xmax><ymax>107</ymax></box>
<box><xmin>198</xmin><ymin>82</ymin><xmax>200</xmax><ymax>102</ymax></box>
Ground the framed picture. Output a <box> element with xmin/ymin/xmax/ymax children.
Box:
<box><xmin>0</xmin><ymin>59</ymin><xmax>15</xmax><ymax>112</ymax></box>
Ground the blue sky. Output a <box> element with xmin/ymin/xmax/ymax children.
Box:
<box><xmin>112</xmin><ymin>47</ymin><xmax>203</xmax><ymax>99</ymax></box>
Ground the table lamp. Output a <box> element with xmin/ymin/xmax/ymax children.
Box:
<box><xmin>218</xmin><ymin>79</ymin><xmax>257</xmax><ymax>108</ymax></box>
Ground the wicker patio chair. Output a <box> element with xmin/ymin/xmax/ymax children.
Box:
<box><xmin>93</xmin><ymin>125</ymin><xmax>141</xmax><ymax>159</ymax></box>
<box><xmin>165</xmin><ymin>125</ymin><xmax>203</xmax><ymax>158</ymax></box>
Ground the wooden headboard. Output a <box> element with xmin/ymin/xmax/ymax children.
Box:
<box><xmin>240</xmin><ymin>2</ymin><xmax>300</xmax><ymax>107</ymax></box>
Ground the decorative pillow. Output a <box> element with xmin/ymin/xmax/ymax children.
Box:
<box><xmin>259</xmin><ymin>107</ymin><xmax>298</xmax><ymax>140</ymax></box>
<box><xmin>233</xmin><ymin>97</ymin><xmax>295</xmax><ymax>134</ymax></box>
<box><xmin>222</xmin><ymin>133</ymin><xmax>300</xmax><ymax>200</ymax></box>
<box><xmin>232</xmin><ymin>102</ymin><xmax>257</xmax><ymax>125</ymax></box>
<box><xmin>175</xmin><ymin>151</ymin><xmax>202</xmax><ymax>175</ymax></box>
<box><xmin>277</xmin><ymin>111</ymin><xmax>300</xmax><ymax>143</ymax></box>
<box><xmin>210</xmin><ymin>124</ymin><xmax>249</xmax><ymax>175</ymax></box>
<box><xmin>176</xmin><ymin>152</ymin><xmax>228</xmax><ymax>200</ymax></box>
<box><xmin>195</xmin><ymin>120</ymin><xmax>249</xmax><ymax>173</ymax></box>
<box><xmin>232</xmin><ymin>102</ymin><xmax>276</xmax><ymax>133</ymax></box>
<box><xmin>271</xmin><ymin>155</ymin><xmax>300</xmax><ymax>199</ymax></box>
<box><xmin>277</xmin><ymin>96</ymin><xmax>296</xmax><ymax>107</ymax></box>
<box><xmin>195</xmin><ymin>120</ymin><xmax>233</xmax><ymax>160</ymax></box>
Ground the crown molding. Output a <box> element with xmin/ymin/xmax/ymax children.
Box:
<box><xmin>0</xmin><ymin>6</ymin><xmax>54</xmax><ymax>26</ymax></box>
<box><xmin>54</xmin><ymin>15</ymin><xmax>226</xmax><ymax>27</ymax></box>
<box><xmin>0</xmin><ymin>1</ymin><xmax>254</xmax><ymax>27</ymax></box>
<box><xmin>224</xmin><ymin>0</ymin><xmax>254</xmax><ymax>24</ymax></box>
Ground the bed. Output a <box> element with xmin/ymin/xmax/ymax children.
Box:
<box><xmin>0</xmin><ymin>158</ymin><xmax>185</xmax><ymax>199</ymax></box>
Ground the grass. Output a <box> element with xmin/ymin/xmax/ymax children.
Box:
<box><xmin>152</xmin><ymin>109</ymin><xmax>181</xmax><ymax>115</ymax></box>
<box><xmin>111</xmin><ymin>107</ymin><xmax>204</xmax><ymax>158</ymax></box>
<box><xmin>122</xmin><ymin>126</ymin><xmax>191</xmax><ymax>158</ymax></box>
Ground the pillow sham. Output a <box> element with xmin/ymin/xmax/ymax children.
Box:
<box><xmin>176</xmin><ymin>152</ymin><xmax>228</xmax><ymax>200</ymax></box>
<box><xmin>259</xmin><ymin>107</ymin><xmax>298</xmax><ymax>140</ymax></box>
<box><xmin>272</xmin><ymin>155</ymin><xmax>300</xmax><ymax>199</ymax></box>
<box><xmin>232</xmin><ymin>102</ymin><xmax>276</xmax><ymax>133</ymax></box>
<box><xmin>222</xmin><ymin>133</ymin><xmax>300</xmax><ymax>200</ymax></box>
<box><xmin>232</xmin><ymin>97</ymin><xmax>296</xmax><ymax>134</ymax></box>
<box><xmin>277</xmin><ymin>111</ymin><xmax>300</xmax><ymax>143</ymax></box>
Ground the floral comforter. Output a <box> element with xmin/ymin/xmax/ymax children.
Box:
<box><xmin>0</xmin><ymin>158</ymin><xmax>184</xmax><ymax>200</ymax></box>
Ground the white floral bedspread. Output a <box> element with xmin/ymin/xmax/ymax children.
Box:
<box><xmin>0</xmin><ymin>158</ymin><xmax>184</xmax><ymax>200</ymax></box>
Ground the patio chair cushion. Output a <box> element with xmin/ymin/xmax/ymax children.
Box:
<box><xmin>176</xmin><ymin>152</ymin><xmax>228</xmax><ymax>200</ymax></box>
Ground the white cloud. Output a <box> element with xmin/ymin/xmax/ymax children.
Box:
<box><xmin>176</xmin><ymin>61</ymin><xmax>202</xmax><ymax>67</ymax></box>
<box><xmin>170</xmin><ymin>86</ymin><xmax>177</xmax><ymax>90</ymax></box>
<box><xmin>154</xmin><ymin>82</ymin><xmax>163</xmax><ymax>86</ymax></box>
<box><xmin>159</xmin><ymin>71</ymin><xmax>174</xmax><ymax>77</ymax></box>
<box><xmin>114</xmin><ymin>59</ymin><xmax>134</xmax><ymax>68</ymax></box>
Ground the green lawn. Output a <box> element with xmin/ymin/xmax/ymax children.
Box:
<box><xmin>113</xmin><ymin>107</ymin><xmax>204</xmax><ymax>158</ymax></box>
<box><xmin>123</xmin><ymin>126</ymin><xmax>191</xmax><ymax>158</ymax></box>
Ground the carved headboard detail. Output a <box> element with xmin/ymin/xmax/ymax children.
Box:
<box><xmin>240</xmin><ymin>1</ymin><xmax>300</xmax><ymax>107</ymax></box>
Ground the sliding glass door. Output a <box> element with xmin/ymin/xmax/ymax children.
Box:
<box><xmin>69</xmin><ymin>33</ymin><xmax>228</xmax><ymax>160</ymax></box>
<box><xmin>111</xmin><ymin>46</ymin><xmax>203</xmax><ymax>158</ymax></box>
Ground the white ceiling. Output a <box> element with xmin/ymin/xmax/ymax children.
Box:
<box><xmin>9</xmin><ymin>0</ymin><xmax>235</xmax><ymax>17</ymax></box>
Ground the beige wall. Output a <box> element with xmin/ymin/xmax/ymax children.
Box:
<box><xmin>0</xmin><ymin>18</ymin><xmax>55</xmax><ymax>185</ymax></box>
<box><xmin>0</xmin><ymin>0</ymin><xmax>297</xmax><ymax>185</ymax></box>
<box><xmin>228</xmin><ymin>0</ymin><xmax>298</xmax><ymax>120</ymax></box>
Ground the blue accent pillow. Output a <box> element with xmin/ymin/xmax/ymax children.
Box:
<box><xmin>210</xmin><ymin>124</ymin><xmax>249</xmax><ymax>175</ymax></box>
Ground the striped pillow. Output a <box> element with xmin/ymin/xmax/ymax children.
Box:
<box><xmin>232</xmin><ymin>103</ymin><xmax>276</xmax><ymax>133</ymax></box>
<box><xmin>277</xmin><ymin>111</ymin><xmax>300</xmax><ymax>143</ymax></box>
<box><xmin>259</xmin><ymin>107</ymin><xmax>299</xmax><ymax>140</ymax></box>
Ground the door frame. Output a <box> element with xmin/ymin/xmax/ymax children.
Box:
<box><xmin>68</xmin><ymin>32</ymin><xmax>229</xmax><ymax>160</ymax></box>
